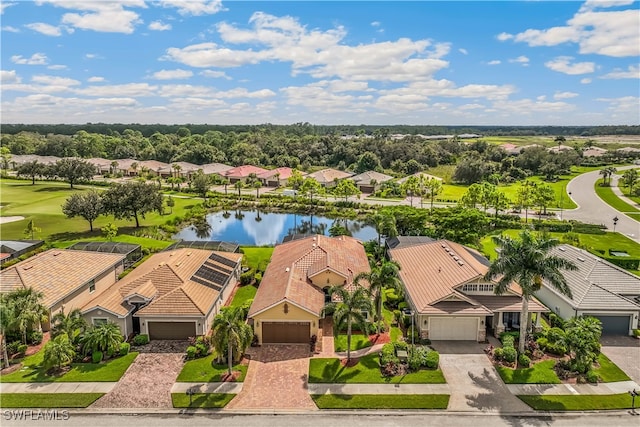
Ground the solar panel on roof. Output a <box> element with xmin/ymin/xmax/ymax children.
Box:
<box><xmin>191</xmin><ymin>275</ymin><xmax>223</xmax><ymax>291</ymax></box>
<box><xmin>209</xmin><ymin>253</ymin><xmax>237</xmax><ymax>268</ymax></box>
<box><xmin>194</xmin><ymin>265</ymin><xmax>228</xmax><ymax>286</ymax></box>
<box><xmin>204</xmin><ymin>260</ymin><xmax>232</xmax><ymax>274</ymax></box>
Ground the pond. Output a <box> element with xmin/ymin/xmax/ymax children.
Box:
<box><xmin>172</xmin><ymin>210</ymin><xmax>378</xmax><ymax>246</ymax></box>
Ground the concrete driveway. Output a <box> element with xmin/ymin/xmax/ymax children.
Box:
<box><xmin>431</xmin><ymin>341</ymin><xmax>532</xmax><ymax>413</ymax></box>
<box><xmin>601</xmin><ymin>335</ymin><xmax>640</xmax><ymax>384</ymax></box>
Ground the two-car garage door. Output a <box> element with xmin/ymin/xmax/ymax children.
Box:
<box><xmin>585</xmin><ymin>315</ymin><xmax>631</xmax><ymax>335</ymax></box>
<box><xmin>262</xmin><ymin>322</ymin><xmax>310</xmax><ymax>344</ymax></box>
<box><xmin>148</xmin><ymin>321</ymin><xmax>196</xmax><ymax>340</ymax></box>
<box><xmin>430</xmin><ymin>317</ymin><xmax>478</xmax><ymax>341</ymax></box>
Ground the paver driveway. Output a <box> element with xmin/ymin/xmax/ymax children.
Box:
<box><xmin>225</xmin><ymin>345</ymin><xmax>317</xmax><ymax>410</ymax></box>
<box><xmin>601</xmin><ymin>335</ymin><xmax>640</xmax><ymax>384</ymax></box>
<box><xmin>432</xmin><ymin>341</ymin><xmax>532</xmax><ymax>413</ymax></box>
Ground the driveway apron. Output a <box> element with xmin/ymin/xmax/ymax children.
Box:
<box><xmin>225</xmin><ymin>345</ymin><xmax>317</xmax><ymax>410</ymax></box>
<box><xmin>601</xmin><ymin>336</ymin><xmax>640</xmax><ymax>384</ymax></box>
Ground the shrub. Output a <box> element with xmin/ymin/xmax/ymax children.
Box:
<box><xmin>132</xmin><ymin>334</ymin><xmax>149</xmax><ymax>346</ymax></box>
<box><xmin>186</xmin><ymin>346</ymin><xmax>197</xmax><ymax>360</ymax></box>
<box><xmin>393</xmin><ymin>341</ymin><xmax>408</xmax><ymax>351</ymax></box>
<box><xmin>92</xmin><ymin>351</ymin><xmax>103</xmax><ymax>363</ymax></box>
<box><xmin>501</xmin><ymin>334</ymin><xmax>515</xmax><ymax>348</ymax></box>
<box><xmin>398</xmin><ymin>302</ymin><xmax>408</xmax><ymax>311</ymax></box>
<box><xmin>425</xmin><ymin>350</ymin><xmax>439</xmax><ymax>369</ymax></box>
<box><xmin>16</xmin><ymin>344</ymin><xmax>28</xmax><ymax>357</ymax></box>
<box><xmin>380</xmin><ymin>343</ymin><xmax>399</xmax><ymax>366</ymax></box>
<box><xmin>27</xmin><ymin>330</ymin><xmax>43</xmax><ymax>345</ymax></box>
<box><xmin>502</xmin><ymin>346</ymin><xmax>517</xmax><ymax>363</ymax></box>
<box><xmin>119</xmin><ymin>342</ymin><xmax>130</xmax><ymax>356</ymax></box>
<box><xmin>493</xmin><ymin>347</ymin><xmax>505</xmax><ymax>361</ymax></box>
<box><xmin>633</xmin><ymin>329</ymin><xmax>640</xmax><ymax>337</ymax></box>
<box><xmin>414</xmin><ymin>346</ymin><xmax>431</xmax><ymax>368</ymax></box>
<box><xmin>518</xmin><ymin>353</ymin><xmax>531</xmax><ymax>368</ymax></box>
<box><xmin>195</xmin><ymin>342</ymin><xmax>209</xmax><ymax>357</ymax></box>
<box><xmin>546</xmin><ymin>327</ymin><xmax>566</xmax><ymax>343</ymax></box>
<box><xmin>548</xmin><ymin>313</ymin><xmax>566</xmax><ymax>329</ymax></box>
<box><xmin>6</xmin><ymin>341</ymin><xmax>21</xmax><ymax>356</ymax></box>
<box><xmin>384</xmin><ymin>289</ymin><xmax>402</xmax><ymax>309</ymax></box>
<box><xmin>254</xmin><ymin>272</ymin><xmax>262</xmax><ymax>286</ymax></box>
<box><xmin>585</xmin><ymin>370</ymin><xmax>599</xmax><ymax>384</ymax></box>
<box><xmin>408</xmin><ymin>349</ymin><xmax>422</xmax><ymax>371</ymax></box>
<box><xmin>240</xmin><ymin>270</ymin><xmax>255</xmax><ymax>285</ymax></box>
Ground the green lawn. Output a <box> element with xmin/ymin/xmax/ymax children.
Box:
<box><xmin>240</xmin><ymin>246</ymin><xmax>274</xmax><ymax>272</ymax></box>
<box><xmin>0</xmin><ymin>351</ymin><xmax>138</xmax><ymax>383</ymax></box>
<box><xmin>595</xmin><ymin>353</ymin><xmax>631</xmax><ymax>383</ymax></box>
<box><xmin>176</xmin><ymin>354</ymin><xmax>247</xmax><ymax>382</ymax></box>
<box><xmin>334</xmin><ymin>334</ymin><xmax>372</xmax><ymax>352</ymax></box>
<box><xmin>0</xmin><ymin>393</ymin><xmax>105</xmax><ymax>408</ymax></box>
<box><xmin>517</xmin><ymin>393</ymin><xmax>633</xmax><ymax>411</ymax></box>
<box><xmin>594</xmin><ymin>179</ymin><xmax>640</xmax><ymax>213</ymax></box>
<box><xmin>496</xmin><ymin>360</ymin><xmax>561</xmax><ymax>384</ymax></box>
<box><xmin>308</xmin><ymin>354</ymin><xmax>446</xmax><ymax>384</ymax></box>
<box><xmin>311</xmin><ymin>394</ymin><xmax>450</xmax><ymax>409</ymax></box>
<box><xmin>171</xmin><ymin>393</ymin><xmax>236</xmax><ymax>408</ymax></box>
<box><xmin>228</xmin><ymin>284</ymin><xmax>258</xmax><ymax>309</ymax></box>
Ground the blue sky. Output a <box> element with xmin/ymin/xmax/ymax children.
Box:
<box><xmin>1</xmin><ymin>0</ymin><xmax>638</xmax><ymax>125</ymax></box>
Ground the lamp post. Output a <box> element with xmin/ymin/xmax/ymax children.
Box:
<box><xmin>613</xmin><ymin>216</ymin><xmax>619</xmax><ymax>233</ymax></box>
<box><xmin>630</xmin><ymin>389</ymin><xmax>639</xmax><ymax>415</ymax></box>
<box><xmin>410</xmin><ymin>310</ymin><xmax>415</xmax><ymax>346</ymax></box>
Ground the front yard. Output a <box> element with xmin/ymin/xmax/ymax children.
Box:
<box><xmin>171</xmin><ymin>393</ymin><xmax>236</xmax><ymax>408</ymax></box>
<box><xmin>312</xmin><ymin>394</ymin><xmax>450</xmax><ymax>409</ymax></box>
<box><xmin>176</xmin><ymin>354</ymin><xmax>248</xmax><ymax>383</ymax></box>
<box><xmin>517</xmin><ymin>393</ymin><xmax>633</xmax><ymax>411</ymax></box>
<box><xmin>0</xmin><ymin>393</ymin><xmax>105</xmax><ymax>408</ymax></box>
<box><xmin>333</xmin><ymin>334</ymin><xmax>373</xmax><ymax>352</ymax></box>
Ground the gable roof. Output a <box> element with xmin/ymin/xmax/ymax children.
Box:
<box><xmin>82</xmin><ymin>249</ymin><xmax>242</xmax><ymax>317</ymax></box>
<box><xmin>257</xmin><ymin>167</ymin><xmax>298</xmax><ymax>181</ymax></box>
<box><xmin>198</xmin><ymin>163</ymin><xmax>233</xmax><ymax>175</ymax></box>
<box><xmin>0</xmin><ymin>249</ymin><xmax>126</xmax><ymax>308</ymax></box>
<box><xmin>396</xmin><ymin>172</ymin><xmax>443</xmax><ymax>184</ymax></box>
<box><xmin>223</xmin><ymin>165</ymin><xmax>268</xmax><ymax>178</ymax></box>
<box><xmin>306</xmin><ymin>168</ymin><xmax>352</xmax><ymax>184</ymax></box>
<box><xmin>349</xmin><ymin>171</ymin><xmax>393</xmax><ymax>184</ymax></box>
<box><xmin>248</xmin><ymin>235</ymin><xmax>370</xmax><ymax>317</ymax></box>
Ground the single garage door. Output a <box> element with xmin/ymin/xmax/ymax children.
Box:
<box><xmin>430</xmin><ymin>317</ymin><xmax>478</xmax><ymax>341</ymax></box>
<box><xmin>147</xmin><ymin>321</ymin><xmax>196</xmax><ymax>340</ymax></box>
<box><xmin>586</xmin><ymin>315</ymin><xmax>630</xmax><ymax>335</ymax></box>
<box><xmin>262</xmin><ymin>322</ymin><xmax>310</xmax><ymax>344</ymax></box>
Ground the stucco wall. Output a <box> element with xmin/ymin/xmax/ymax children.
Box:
<box><xmin>309</xmin><ymin>270</ymin><xmax>346</xmax><ymax>288</ymax></box>
<box><xmin>82</xmin><ymin>309</ymin><xmax>128</xmax><ymax>337</ymax></box>
<box><xmin>137</xmin><ymin>316</ymin><xmax>204</xmax><ymax>335</ymax></box>
<box><xmin>252</xmin><ymin>302</ymin><xmax>319</xmax><ymax>344</ymax></box>
<box><xmin>534</xmin><ymin>286</ymin><xmax>577</xmax><ymax>320</ymax></box>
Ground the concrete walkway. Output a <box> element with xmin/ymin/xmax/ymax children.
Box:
<box><xmin>171</xmin><ymin>382</ymin><xmax>243</xmax><ymax>394</ymax></box>
<box><xmin>507</xmin><ymin>380</ymin><xmax>640</xmax><ymax>395</ymax></box>
<box><xmin>610</xmin><ymin>174</ymin><xmax>640</xmax><ymax>211</ymax></box>
<box><xmin>0</xmin><ymin>382</ymin><xmax>117</xmax><ymax>393</ymax></box>
<box><xmin>334</xmin><ymin>343</ymin><xmax>385</xmax><ymax>359</ymax></box>
<box><xmin>308</xmin><ymin>383</ymin><xmax>450</xmax><ymax>395</ymax></box>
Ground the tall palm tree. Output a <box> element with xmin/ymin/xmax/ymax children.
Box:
<box><xmin>211</xmin><ymin>307</ymin><xmax>253</xmax><ymax>375</ymax></box>
<box><xmin>327</xmin><ymin>285</ymin><xmax>373</xmax><ymax>362</ymax></box>
<box><xmin>13</xmin><ymin>288</ymin><xmax>48</xmax><ymax>344</ymax></box>
<box><xmin>599</xmin><ymin>168</ymin><xmax>611</xmax><ymax>186</ymax></box>
<box><xmin>43</xmin><ymin>334</ymin><xmax>76</xmax><ymax>372</ymax></box>
<box><xmin>0</xmin><ymin>294</ymin><xmax>15</xmax><ymax>368</ymax></box>
<box><xmin>367</xmin><ymin>212</ymin><xmax>398</xmax><ymax>248</ymax></box>
<box><xmin>605</xmin><ymin>167</ymin><xmax>617</xmax><ymax>186</ymax></box>
<box><xmin>51</xmin><ymin>308</ymin><xmax>87</xmax><ymax>344</ymax></box>
<box><xmin>484</xmin><ymin>230</ymin><xmax>577</xmax><ymax>353</ymax></box>
<box><xmin>354</xmin><ymin>261</ymin><xmax>403</xmax><ymax>334</ymax></box>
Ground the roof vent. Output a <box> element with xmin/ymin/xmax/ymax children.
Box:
<box><xmin>285</xmin><ymin>267</ymin><xmax>290</xmax><ymax>272</ymax></box>
<box><xmin>577</xmin><ymin>257</ymin><xmax>585</xmax><ymax>262</ymax></box>
<box><xmin>441</xmin><ymin>243</ymin><xmax>446</xmax><ymax>248</ymax></box>
<box><xmin>449</xmin><ymin>252</ymin><xmax>455</xmax><ymax>257</ymax></box>
<box><xmin>444</xmin><ymin>247</ymin><xmax>450</xmax><ymax>252</ymax></box>
<box><xmin>52</xmin><ymin>251</ymin><xmax>62</xmax><ymax>256</ymax></box>
<box><xmin>559</xmin><ymin>247</ymin><xmax>566</xmax><ymax>252</ymax></box>
<box><xmin>23</xmin><ymin>265</ymin><xmax>34</xmax><ymax>271</ymax></box>
<box><xmin>175</xmin><ymin>262</ymin><xmax>182</xmax><ymax>267</ymax></box>
<box><xmin>453</xmin><ymin>256</ymin><xmax>459</xmax><ymax>261</ymax></box>
<box><xmin>457</xmin><ymin>260</ymin><xmax>465</xmax><ymax>266</ymax></box>
<box><xmin>186</xmin><ymin>251</ymin><xmax>192</xmax><ymax>256</ymax></box>
<box><xmin>313</xmin><ymin>236</ymin><xmax>316</xmax><ymax>241</ymax></box>
<box><xmin>312</xmin><ymin>243</ymin><xmax>316</xmax><ymax>248</ymax></box>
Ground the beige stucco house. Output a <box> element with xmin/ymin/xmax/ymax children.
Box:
<box><xmin>82</xmin><ymin>248</ymin><xmax>242</xmax><ymax>339</ymax></box>
<box><xmin>248</xmin><ymin>235</ymin><xmax>370</xmax><ymax>344</ymax></box>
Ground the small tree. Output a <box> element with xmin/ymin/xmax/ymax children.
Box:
<box><xmin>327</xmin><ymin>285</ymin><xmax>373</xmax><ymax>362</ymax></box>
<box><xmin>17</xmin><ymin>160</ymin><xmax>43</xmax><ymax>184</ymax></box>
<box><xmin>211</xmin><ymin>307</ymin><xmax>253</xmax><ymax>375</ymax></box>
<box><xmin>62</xmin><ymin>190</ymin><xmax>104</xmax><ymax>231</ymax></box>
<box><xmin>253</xmin><ymin>180</ymin><xmax>262</xmax><ymax>199</ymax></box>
<box><xmin>166</xmin><ymin>196</ymin><xmax>175</xmax><ymax>214</ymax></box>
<box><xmin>563</xmin><ymin>316</ymin><xmax>603</xmax><ymax>374</ymax></box>
<box><xmin>81</xmin><ymin>322</ymin><xmax>123</xmax><ymax>357</ymax></box>
<box><xmin>191</xmin><ymin>170</ymin><xmax>211</xmax><ymax>199</ymax></box>
<box><xmin>23</xmin><ymin>219</ymin><xmax>41</xmax><ymax>240</ymax></box>
<box><xmin>101</xmin><ymin>222</ymin><xmax>118</xmax><ymax>241</ymax></box>
<box><xmin>333</xmin><ymin>179</ymin><xmax>360</xmax><ymax>202</ymax></box>
<box><xmin>354</xmin><ymin>261</ymin><xmax>402</xmax><ymax>334</ymax></box>
<box><xmin>424</xmin><ymin>178</ymin><xmax>442</xmax><ymax>211</ymax></box>
<box><xmin>51</xmin><ymin>308</ymin><xmax>87</xmax><ymax>344</ymax></box>
<box><xmin>43</xmin><ymin>335</ymin><xmax>76</xmax><ymax>372</ymax></box>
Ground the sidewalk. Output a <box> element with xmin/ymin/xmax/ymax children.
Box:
<box><xmin>610</xmin><ymin>175</ymin><xmax>640</xmax><ymax>214</ymax></box>
<box><xmin>506</xmin><ymin>380</ymin><xmax>640</xmax><ymax>396</ymax></box>
<box><xmin>171</xmin><ymin>382</ymin><xmax>243</xmax><ymax>394</ymax></box>
<box><xmin>0</xmin><ymin>382</ymin><xmax>117</xmax><ymax>393</ymax></box>
<box><xmin>308</xmin><ymin>383</ymin><xmax>450</xmax><ymax>395</ymax></box>
<box><xmin>334</xmin><ymin>343</ymin><xmax>385</xmax><ymax>359</ymax></box>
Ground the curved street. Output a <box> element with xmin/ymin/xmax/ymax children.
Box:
<box><xmin>564</xmin><ymin>165</ymin><xmax>639</xmax><ymax>242</ymax></box>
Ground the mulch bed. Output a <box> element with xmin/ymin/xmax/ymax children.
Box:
<box><xmin>369</xmin><ymin>332</ymin><xmax>391</xmax><ymax>345</ymax></box>
<box><xmin>0</xmin><ymin>363</ymin><xmax>23</xmax><ymax>375</ymax></box>
<box><xmin>340</xmin><ymin>357</ymin><xmax>360</xmax><ymax>368</ymax></box>
<box><xmin>24</xmin><ymin>332</ymin><xmax>50</xmax><ymax>357</ymax></box>
<box><xmin>221</xmin><ymin>370</ymin><xmax>242</xmax><ymax>382</ymax></box>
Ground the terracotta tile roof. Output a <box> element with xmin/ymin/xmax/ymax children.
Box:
<box><xmin>257</xmin><ymin>167</ymin><xmax>297</xmax><ymax>181</ymax></box>
<box><xmin>139</xmin><ymin>160</ymin><xmax>169</xmax><ymax>171</ymax></box>
<box><xmin>0</xmin><ymin>249</ymin><xmax>125</xmax><ymax>308</ymax></box>
<box><xmin>224</xmin><ymin>165</ymin><xmax>268</xmax><ymax>178</ymax></box>
<box><xmin>248</xmin><ymin>235</ymin><xmax>370</xmax><ymax>317</ymax></box>
<box><xmin>83</xmin><ymin>249</ymin><xmax>242</xmax><ymax>317</ymax></box>
<box><xmin>306</xmin><ymin>168</ymin><xmax>352</xmax><ymax>184</ymax></box>
<box><xmin>112</xmin><ymin>158</ymin><xmax>137</xmax><ymax>169</ymax></box>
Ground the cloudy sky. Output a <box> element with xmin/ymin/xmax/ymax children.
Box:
<box><xmin>1</xmin><ymin>0</ymin><xmax>638</xmax><ymax>125</ymax></box>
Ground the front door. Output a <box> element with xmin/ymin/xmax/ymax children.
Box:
<box><xmin>132</xmin><ymin>316</ymin><xmax>140</xmax><ymax>334</ymax></box>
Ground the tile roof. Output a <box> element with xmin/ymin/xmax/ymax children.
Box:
<box><xmin>248</xmin><ymin>235</ymin><xmax>370</xmax><ymax>317</ymax></box>
<box><xmin>396</xmin><ymin>172</ymin><xmax>443</xmax><ymax>184</ymax></box>
<box><xmin>306</xmin><ymin>168</ymin><xmax>353</xmax><ymax>184</ymax></box>
<box><xmin>138</xmin><ymin>160</ymin><xmax>169</xmax><ymax>171</ymax></box>
<box><xmin>112</xmin><ymin>158</ymin><xmax>138</xmax><ymax>169</ymax></box>
<box><xmin>257</xmin><ymin>167</ymin><xmax>298</xmax><ymax>181</ymax></box>
<box><xmin>349</xmin><ymin>171</ymin><xmax>393</xmax><ymax>184</ymax></box>
<box><xmin>198</xmin><ymin>163</ymin><xmax>233</xmax><ymax>175</ymax></box>
<box><xmin>0</xmin><ymin>249</ymin><xmax>126</xmax><ymax>308</ymax></box>
<box><xmin>83</xmin><ymin>249</ymin><xmax>242</xmax><ymax>317</ymax></box>
<box><xmin>224</xmin><ymin>165</ymin><xmax>269</xmax><ymax>178</ymax></box>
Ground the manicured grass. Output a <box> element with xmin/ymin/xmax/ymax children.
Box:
<box><xmin>517</xmin><ymin>393</ymin><xmax>633</xmax><ymax>411</ymax></box>
<box><xmin>0</xmin><ymin>351</ymin><xmax>138</xmax><ymax>383</ymax></box>
<box><xmin>390</xmin><ymin>326</ymin><xmax>402</xmax><ymax>342</ymax></box>
<box><xmin>176</xmin><ymin>354</ymin><xmax>247</xmax><ymax>382</ymax></box>
<box><xmin>311</xmin><ymin>394</ymin><xmax>450</xmax><ymax>409</ymax></box>
<box><xmin>628</xmin><ymin>213</ymin><xmax>640</xmax><ymax>222</ymax></box>
<box><xmin>171</xmin><ymin>393</ymin><xmax>236</xmax><ymax>408</ymax></box>
<box><xmin>594</xmin><ymin>179</ymin><xmax>640</xmax><ymax>213</ymax></box>
<box><xmin>334</xmin><ymin>334</ymin><xmax>372</xmax><ymax>352</ymax></box>
<box><xmin>496</xmin><ymin>360</ymin><xmax>561</xmax><ymax>384</ymax></box>
<box><xmin>0</xmin><ymin>393</ymin><xmax>105</xmax><ymax>408</ymax></box>
<box><xmin>240</xmin><ymin>246</ymin><xmax>274</xmax><ymax>272</ymax></box>
<box><xmin>228</xmin><ymin>284</ymin><xmax>258</xmax><ymax>309</ymax></box>
<box><xmin>308</xmin><ymin>354</ymin><xmax>446</xmax><ymax>384</ymax></box>
<box><xmin>595</xmin><ymin>353</ymin><xmax>631</xmax><ymax>383</ymax></box>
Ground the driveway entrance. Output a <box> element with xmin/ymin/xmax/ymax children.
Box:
<box><xmin>601</xmin><ymin>335</ymin><xmax>640</xmax><ymax>384</ymax></box>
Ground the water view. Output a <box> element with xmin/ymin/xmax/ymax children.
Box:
<box><xmin>172</xmin><ymin>210</ymin><xmax>378</xmax><ymax>246</ymax></box>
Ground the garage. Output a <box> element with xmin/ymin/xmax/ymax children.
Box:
<box><xmin>262</xmin><ymin>321</ymin><xmax>310</xmax><ymax>344</ymax></box>
<box><xmin>429</xmin><ymin>317</ymin><xmax>478</xmax><ymax>341</ymax></box>
<box><xmin>586</xmin><ymin>315</ymin><xmax>631</xmax><ymax>335</ymax></box>
<box><xmin>147</xmin><ymin>321</ymin><xmax>196</xmax><ymax>340</ymax></box>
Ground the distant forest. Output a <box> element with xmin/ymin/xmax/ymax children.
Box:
<box><xmin>2</xmin><ymin>123</ymin><xmax>639</xmax><ymax>137</ymax></box>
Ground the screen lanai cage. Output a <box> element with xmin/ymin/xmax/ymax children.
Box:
<box><xmin>67</xmin><ymin>241</ymin><xmax>142</xmax><ymax>268</ymax></box>
<box><xmin>163</xmin><ymin>240</ymin><xmax>240</xmax><ymax>253</ymax></box>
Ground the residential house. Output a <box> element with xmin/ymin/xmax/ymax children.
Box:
<box><xmin>0</xmin><ymin>240</ymin><xmax>44</xmax><ymax>264</ymax></box>
<box><xmin>248</xmin><ymin>235</ymin><xmax>370</xmax><ymax>344</ymax></box>
<box><xmin>85</xmin><ymin>157</ymin><xmax>113</xmax><ymax>174</ymax></box>
<box><xmin>0</xmin><ymin>249</ymin><xmax>126</xmax><ymax>330</ymax></box>
<box><xmin>223</xmin><ymin>165</ymin><xmax>268</xmax><ymax>183</ymax></box>
<box><xmin>396</xmin><ymin>172</ymin><xmax>443</xmax><ymax>185</ymax></box>
<box><xmin>199</xmin><ymin>163</ymin><xmax>234</xmax><ymax>179</ymax></box>
<box><xmin>534</xmin><ymin>245</ymin><xmax>640</xmax><ymax>335</ymax></box>
<box><xmin>82</xmin><ymin>248</ymin><xmax>242</xmax><ymax>339</ymax></box>
<box><xmin>582</xmin><ymin>147</ymin><xmax>608</xmax><ymax>158</ymax></box>
<box><xmin>9</xmin><ymin>154</ymin><xmax>60</xmax><ymax>169</ymax></box>
<box><xmin>548</xmin><ymin>144</ymin><xmax>574</xmax><ymax>153</ymax></box>
<box><xmin>349</xmin><ymin>171</ymin><xmax>393</xmax><ymax>193</ymax></box>
<box><xmin>305</xmin><ymin>168</ymin><xmax>353</xmax><ymax>188</ymax></box>
<box><xmin>138</xmin><ymin>160</ymin><xmax>170</xmax><ymax>177</ymax></box>
<box><xmin>111</xmin><ymin>158</ymin><xmax>139</xmax><ymax>176</ymax></box>
<box><xmin>388</xmin><ymin>238</ymin><xmax>547</xmax><ymax>341</ymax></box>
<box><xmin>257</xmin><ymin>167</ymin><xmax>299</xmax><ymax>187</ymax></box>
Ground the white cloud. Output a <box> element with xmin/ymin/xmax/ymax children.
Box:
<box><xmin>32</xmin><ymin>74</ymin><xmax>81</xmax><ymax>87</ymax></box>
<box><xmin>554</xmin><ymin>91</ymin><xmax>579</xmax><ymax>99</ymax></box>
<box><xmin>600</xmin><ymin>65</ymin><xmax>639</xmax><ymax>79</ymax></box>
<box><xmin>581</xmin><ymin>78</ymin><xmax>592</xmax><ymax>84</ymax></box>
<box><xmin>371</xmin><ymin>21</ymin><xmax>381</xmax><ymax>27</ymax></box>
<box><xmin>2</xmin><ymin>26</ymin><xmax>20</xmax><ymax>32</ymax></box>
<box><xmin>492</xmin><ymin>98</ymin><xmax>576</xmax><ymax>114</ymax></box>
<box><xmin>1</xmin><ymin>2</ymin><xmax>16</xmax><ymax>14</ymax></box>
<box><xmin>458</xmin><ymin>103</ymin><xmax>485</xmax><ymax>110</ymax></box>
<box><xmin>85</xmin><ymin>53</ymin><xmax>102</xmax><ymax>59</ymax></box>
<box><xmin>580</xmin><ymin>0</ymin><xmax>635</xmax><ymax>12</ymax></box>
<box><xmin>459</xmin><ymin>48</ymin><xmax>468</xmax><ymax>55</ymax></box>
<box><xmin>160</xmin><ymin>0</ymin><xmax>224</xmax><ymax>16</ymax></box>
<box><xmin>87</xmin><ymin>76</ymin><xmax>105</xmax><ymax>82</ymax></box>
<box><xmin>75</xmin><ymin>83</ymin><xmax>158</xmax><ymax>97</ymax></box>
<box><xmin>545</xmin><ymin>56</ymin><xmax>595</xmax><ymax>75</ymax></box>
<box><xmin>25</xmin><ymin>22</ymin><xmax>62</xmax><ymax>36</ymax></box>
<box><xmin>0</xmin><ymin>70</ymin><xmax>20</xmax><ymax>84</ymax></box>
<box><xmin>498</xmin><ymin>3</ymin><xmax>639</xmax><ymax>57</ymax></box>
<box><xmin>47</xmin><ymin>65</ymin><xmax>68</xmax><ymax>70</ymax></box>
<box><xmin>149</xmin><ymin>69</ymin><xmax>194</xmax><ymax>80</ymax></box>
<box><xmin>508</xmin><ymin>56</ymin><xmax>529</xmax><ymax>66</ymax></box>
<box><xmin>487</xmin><ymin>60</ymin><xmax>501</xmax><ymax>65</ymax></box>
<box><xmin>200</xmin><ymin>70</ymin><xmax>231</xmax><ymax>79</ymax></box>
<box><xmin>149</xmin><ymin>21</ymin><xmax>171</xmax><ymax>31</ymax></box>
<box><xmin>11</xmin><ymin>53</ymin><xmax>48</xmax><ymax>65</ymax></box>
<box><xmin>39</xmin><ymin>1</ymin><xmax>146</xmax><ymax>34</ymax></box>
<box><xmin>595</xmin><ymin>96</ymin><xmax>640</xmax><ymax>121</ymax></box>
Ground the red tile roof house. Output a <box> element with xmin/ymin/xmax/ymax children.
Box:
<box><xmin>388</xmin><ymin>238</ymin><xmax>546</xmax><ymax>341</ymax></box>
<box><xmin>82</xmin><ymin>248</ymin><xmax>242</xmax><ymax>339</ymax></box>
<box><xmin>305</xmin><ymin>168</ymin><xmax>353</xmax><ymax>188</ymax></box>
<box><xmin>248</xmin><ymin>235</ymin><xmax>370</xmax><ymax>344</ymax></box>
<box><xmin>223</xmin><ymin>165</ymin><xmax>268</xmax><ymax>183</ymax></box>
<box><xmin>0</xmin><ymin>249</ymin><xmax>126</xmax><ymax>331</ymax></box>
<box><xmin>257</xmin><ymin>167</ymin><xmax>299</xmax><ymax>187</ymax></box>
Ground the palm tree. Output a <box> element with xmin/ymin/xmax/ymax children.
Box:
<box><xmin>13</xmin><ymin>288</ymin><xmax>48</xmax><ymax>344</ymax></box>
<box><xmin>222</xmin><ymin>178</ymin><xmax>230</xmax><ymax>195</ymax></box>
<box><xmin>599</xmin><ymin>168</ymin><xmax>611</xmax><ymax>186</ymax></box>
<box><xmin>327</xmin><ymin>285</ymin><xmax>373</xmax><ymax>362</ymax></box>
<box><xmin>81</xmin><ymin>322</ymin><xmax>123</xmax><ymax>357</ymax></box>
<box><xmin>0</xmin><ymin>294</ymin><xmax>15</xmax><ymax>368</ymax></box>
<box><xmin>172</xmin><ymin>163</ymin><xmax>182</xmax><ymax>179</ymax></box>
<box><xmin>367</xmin><ymin>212</ymin><xmax>398</xmax><ymax>248</ymax></box>
<box><xmin>354</xmin><ymin>261</ymin><xmax>403</xmax><ymax>334</ymax></box>
<box><xmin>51</xmin><ymin>308</ymin><xmax>87</xmax><ymax>344</ymax></box>
<box><xmin>211</xmin><ymin>307</ymin><xmax>253</xmax><ymax>376</ymax></box>
<box><xmin>43</xmin><ymin>335</ymin><xmax>76</xmax><ymax>372</ymax></box>
<box><xmin>622</xmin><ymin>169</ymin><xmax>638</xmax><ymax>196</ymax></box>
<box><xmin>234</xmin><ymin>180</ymin><xmax>244</xmax><ymax>200</ymax></box>
<box><xmin>425</xmin><ymin>178</ymin><xmax>442</xmax><ymax>211</ymax></box>
<box><xmin>484</xmin><ymin>230</ymin><xmax>578</xmax><ymax>353</ymax></box>
<box><xmin>605</xmin><ymin>167</ymin><xmax>617</xmax><ymax>186</ymax></box>
<box><xmin>253</xmin><ymin>180</ymin><xmax>262</xmax><ymax>199</ymax></box>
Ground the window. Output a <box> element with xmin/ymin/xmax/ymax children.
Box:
<box><xmin>93</xmin><ymin>318</ymin><xmax>108</xmax><ymax>326</ymax></box>
<box><xmin>88</xmin><ymin>281</ymin><xmax>96</xmax><ymax>293</ymax></box>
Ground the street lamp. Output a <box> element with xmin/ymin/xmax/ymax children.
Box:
<box><xmin>410</xmin><ymin>310</ymin><xmax>415</xmax><ymax>346</ymax></box>
<box><xmin>613</xmin><ymin>216</ymin><xmax>619</xmax><ymax>233</ymax></box>
<box><xmin>630</xmin><ymin>389</ymin><xmax>639</xmax><ymax>416</ymax></box>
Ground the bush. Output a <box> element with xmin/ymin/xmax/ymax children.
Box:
<box><xmin>546</xmin><ymin>342</ymin><xmax>568</xmax><ymax>356</ymax></box>
<box><xmin>240</xmin><ymin>270</ymin><xmax>255</xmax><ymax>285</ymax></box>
<box><xmin>548</xmin><ymin>313</ymin><xmax>566</xmax><ymax>329</ymax></box>
<box><xmin>384</xmin><ymin>289</ymin><xmax>402</xmax><ymax>309</ymax></box>
<box><xmin>546</xmin><ymin>327</ymin><xmax>566</xmax><ymax>343</ymax></box>
<box><xmin>604</xmin><ymin>257</ymin><xmax>640</xmax><ymax>270</ymax></box>
<box><xmin>408</xmin><ymin>349</ymin><xmax>422</xmax><ymax>371</ymax></box>
<box><xmin>195</xmin><ymin>342</ymin><xmax>209</xmax><ymax>358</ymax></box>
<box><xmin>493</xmin><ymin>347</ymin><xmax>505</xmax><ymax>361</ymax></box>
<box><xmin>633</xmin><ymin>329</ymin><xmax>640</xmax><ymax>337</ymax></box>
<box><xmin>119</xmin><ymin>342</ymin><xmax>130</xmax><ymax>356</ymax></box>
<box><xmin>518</xmin><ymin>353</ymin><xmax>531</xmax><ymax>368</ymax></box>
<box><xmin>254</xmin><ymin>272</ymin><xmax>262</xmax><ymax>286</ymax></box>
<box><xmin>502</xmin><ymin>346</ymin><xmax>517</xmax><ymax>363</ymax></box>
<box><xmin>585</xmin><ymin>370</ymin><xmax>599</xmax><ymax>384</ymax></box>
<box><xmin>27</xmin><ymin>330</ymin><xmax>43</xmax><ymax>345</ymax></box>
<box><xmin>92</xmin><ymin>351</ymin><xmax>103</xmax><ymax>363</ymax></box>
<box><xmin>16</xmin><ymin>344</ymin><xmax>28</xmax><ymax>357</ymax></box>
<box><xmin>425</xmin><ymin>350</ymin><xmax>439</xmax><ymax>369</ymax></box>
<box><xmin>380</xmin><ymin>343</ymin><xmax>399</xmax><ymax>366</ymax></box>
<box><xmin>6</xmin><ymin>341</ymin><xmax>21</xmax><ymax>356</ymax></box>
<box><xmin>132</xmin><ymin>334</ymin><xmax>149</xmax><ymax>346</ymax></box>
<box><xmin>393</xmin><ymin>341</ymin><xmax>408</xmax><ymax>351</ymax></box>
<box><xmin>398</xmin><ymin>302</ymin><xmax>408</xmax><ymax>311</ymax></box>
<box><xmin>501</xmin><ymin>334</ymin><xmax>515</xmax><ymax>348</ymax></box>
<box><xmin>186</xmin><ymin>346</ymin><xmax>197</xmax><ymax>360</ymax></box>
